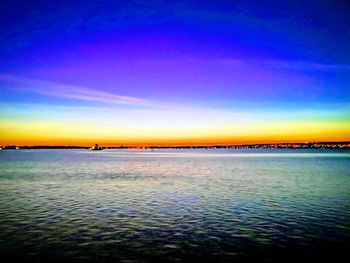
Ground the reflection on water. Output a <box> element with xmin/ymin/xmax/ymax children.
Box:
<box><xmin>0</xmin><ymin>149</ymin><xmax>349</xmax><ymax>262</ymax></box>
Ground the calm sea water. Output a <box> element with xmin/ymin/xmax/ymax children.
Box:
<box><xmin>0</xmin><ymin>149</ymin><xmax>350</xmax><ymax>262</ymax></box>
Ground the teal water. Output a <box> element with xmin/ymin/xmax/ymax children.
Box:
<box><xmin>0</xmin><ymin>149</ymin><xmax>350</xmax><ymax>262</ymax></box>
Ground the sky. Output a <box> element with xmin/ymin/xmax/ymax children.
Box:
<box><xmin>0</xmin><ymin>0</ymin><xmax>350</xmax><ymax>146</ymax></box>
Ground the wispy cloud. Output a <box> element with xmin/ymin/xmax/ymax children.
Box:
<box><xmin>267</xmin><ymin>61</ymin><xmax>350</xmax><ymax>71</ymax></box>
<box><xmin>0</xmin><ymin>74</ymin><xmax>250</xmax><ymax>119</ymax></box>
<box><xmin>217</xmin><ymin>59</ymin><xmax>350</xmax><ymax>72</ymax></box>
<box><xmin>0</xmin><ymin>74</ymin><xmax>151</xmax><ymax>107</ymax></box>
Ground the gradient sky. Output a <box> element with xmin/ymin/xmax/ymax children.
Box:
<box><xmin>1</xmin><ymin>0</ymin><xmax>350</xmax><ymax>145</ymax></box>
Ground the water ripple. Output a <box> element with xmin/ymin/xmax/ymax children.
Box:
<box><xmin>0</xmin><ymin>149</ymin><xmax>350</xmax><ymax>262</ymax></box>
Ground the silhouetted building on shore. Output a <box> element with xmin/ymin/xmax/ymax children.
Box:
<box><xmin>90</xmin><ymin>144</ymin><xmax>103</xmax><ymax>151</ymax></box>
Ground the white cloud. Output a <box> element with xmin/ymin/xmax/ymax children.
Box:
<box><xmin>0</xmin><ymin>74</ymin><xmax>251</xmax><ymax>128</ymax></box>
<box><xmin>0</xmin><ymin>74</ymin><xmax>151</xmax><ymax>106</ymax></box>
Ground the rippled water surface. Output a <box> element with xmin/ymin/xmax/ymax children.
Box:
<box><xmin>1</xmin><ymin>149</ymin><xmax>350</xmax><ymax>262</ymax></box>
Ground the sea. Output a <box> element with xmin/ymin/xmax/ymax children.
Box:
<box><xmin>0</xmin><ymin>149</ymin><xmax>349</xmax><ymax>262</ymax></box>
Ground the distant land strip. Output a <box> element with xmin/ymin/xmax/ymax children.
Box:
<box><xmin>1</xmin><ymin>142</ymin><xmax>350</xmax><ymax>150</ymax></box>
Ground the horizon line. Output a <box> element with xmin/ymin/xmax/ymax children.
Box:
<box><xmin>2</xmin><ymin>140</ymin><xmax>350</xmax><ymax>148</ymax></box>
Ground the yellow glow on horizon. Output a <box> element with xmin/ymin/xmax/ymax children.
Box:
<box><xmin>1</xmin><ymin>119</ymin><xmax>349</xmax><ymax>146</ymax></box>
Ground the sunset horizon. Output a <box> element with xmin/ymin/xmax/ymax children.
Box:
<box><xmin>1</xmin><ymin>1</ymin><xmax>350</xmax><ymax>145</ymax></box>
<box><xmin>2</xmin><ymin>138</ymin><xmax>350</xmax><ymax>148</ymax></box>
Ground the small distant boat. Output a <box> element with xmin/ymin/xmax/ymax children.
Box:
<box><xmin>90</xmin><ymin>144</ymin><xmax>103</xmax><ymax>151</ymax></box>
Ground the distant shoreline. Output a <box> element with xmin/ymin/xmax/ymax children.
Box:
<box><xmin>1</xmin><ymin>142</ymin><xmax>350</xmax><ymax>150</ymax></box>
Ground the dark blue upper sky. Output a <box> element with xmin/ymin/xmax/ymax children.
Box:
<box><xmin>1</xmin><ymin>0</ymin><xmax>350</xmax><ymax>105</ymax></box>
<box><xmin>1</xmin><ymin>0</ymin><xmax>350</xmax><ymax>62</ymax></box>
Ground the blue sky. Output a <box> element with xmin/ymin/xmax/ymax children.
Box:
<box><xmin>1</xmin><ymin>0</ymin><xmax>349</xmax><ymax>145</ymax></box>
